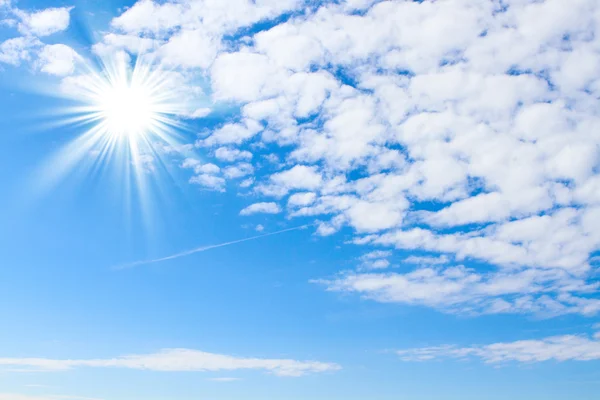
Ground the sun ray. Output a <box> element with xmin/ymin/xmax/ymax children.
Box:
<box><xmin>30</xmin><ymin>52</ymin><xmax>198</xmax><ymax>229</ymax></box>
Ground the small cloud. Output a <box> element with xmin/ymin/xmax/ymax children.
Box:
<box><xmin>256</xmin><ymin>224</ymin><xmax>265</xmax><ymax>232</ymax></box>
<box><xmin>208</xmin><ymin>377</ymin><xmax>241</xmax><ymax>382</ymax></box>
<box><xmin>240</xmin><ymin>202</ymin><xmax>281</xmax><ymax>216</ymax></box>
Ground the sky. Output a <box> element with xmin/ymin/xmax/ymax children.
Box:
<box><xmin>0</xmin><ymin>0</ymin><xmax>600</xmax><ymax>399</ymax></box>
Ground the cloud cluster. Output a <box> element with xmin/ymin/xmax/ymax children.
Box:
<box><xmin>0</xmin><ymin>4</ymin><xmax>75</xmax><ymax>74</ymax></box>
<box><xmin>7</xmin><ymin>0</ymin><xmax>600</xmax><ymax>319</ymax></box>
<box><xmin>0</xmin><ymin>348</ymin><xmax>340</xmax><ymax>377</ymax></box>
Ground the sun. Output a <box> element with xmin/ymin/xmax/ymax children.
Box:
<box><xmin>37</xmin><ymin>54</ymin><xmax>192</xmax><ymax>197</ymax></box>
<box><xmin>96</xmin><ymin>78</ymin><xmax>156</xmax><ymax>138</ymax></box>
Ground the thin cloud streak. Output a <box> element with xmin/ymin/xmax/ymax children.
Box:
<box><xmin>114</xmin><ymin>224</ymin><xmax>310</xmax><ymax>269</ymax></box>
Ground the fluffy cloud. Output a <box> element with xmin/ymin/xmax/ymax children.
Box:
<box><xmin>0</xmin><ymin>348</ymin><xmax>340</xmax><ymax>377</ymax></box>
<box><xmin>16</xmin><ymin>7</ymin><xmax>71</xmax><ymax>37</ymax></box>
<box><xmin>240</xmin><ymin>202</ymin><xmax>281</xmax><ymax>216</ymax></box>
<box><xmin>189</xmin><ymin>174</ymin><xmax>226</xmax><ymax>192</ymax></box>
<box><xmin>396</xmin><ymin>330</ymin><xmax>600</xmax><ymax>364</ymax></box>
<box><xmin>10</xmin><ymin>0</ymin><xmax>600</xmax><ymax>318</ymax></box>
<box><xmin>0</xmin><ymin>36</ymin><xmax>40</xmax><ymax>65</ymax></box>
<box><xmin>36</xmin><ymin>44</ymin><xmax>79</xmax><ymax>76</ymax></box>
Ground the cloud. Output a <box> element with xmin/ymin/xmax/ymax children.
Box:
<box><xmin>16</xmin><ymin>7</ymin><xmax>72</xmax><ymax>37</ymax></box>
<box><xmin>189</xmin><ymin>174</ymin><xmax>226</xmax><ymax>192</ymax></box>
<box><xmin>396</xmin><ymin>330</ymin><xmax>600</xmax><ymax>364</ymax></box>
<box><xmin>0</xmin><ymin>348</ymin><xmax>339</xmax><ymax>377</ymax></box>
<box><xmin>208</xmin><ymin>377</ymin><xmax>241</xmax><ymax>382</ymax></box>
<box><xmin>288</xmin><ymin>192</ymin><xmax>317</xmax><ymax>207</ymax></box>
<box><xmin>36</xmin><ymin>44</ymin><xmax>80</xmax><ymax>76</ymax></box>
<box><xmin>223</xmin><ymin>163</ymin><xmax>254</xmax><ymax>179</ymax></box>
<box><xmin>267</xmin><ymin>165</ymin><xmax>323</xmax><ymax>194</ymax></box>
<box><xmin>240</xmin><ymin>202</ymin><xmax>281</xmax><ymax>216</ymax></box>
<box><xmin>318</xmin><ymin>266</ymin><xmax>600</xmax><ymax>316</ymax></box>
<box><xmin>214</xmin><ymin>147</ymin><xmax>253</xmax><ymax>162</ymax></box>
<box><xmin>403</xmin><ymin>255</ymin><xmax>450</xmax><ymax>266</ymax></box>
<box><xmin>0</xmin><ymin>36</ymin><xmax>40</xmax><ymax>65</ymax></box>
<box><xmin>7</xmin><ymin>0</ymin><xmax>600</xmax><ymax>319</ymax></box>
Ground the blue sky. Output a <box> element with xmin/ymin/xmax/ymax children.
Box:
<box><xmin>1</xmin><ymin>0</ymin><xmax>600</xmax><ymax>399</ymax></box>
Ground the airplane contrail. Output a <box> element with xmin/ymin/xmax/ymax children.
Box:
<box><xmin>113</xmin><ymin>224</ymin><xmax>311</xmax><ymax>270</ymax></box>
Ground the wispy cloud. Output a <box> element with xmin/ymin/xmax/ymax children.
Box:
<box><xmin>0</xmin><ymin>348</ymin><xmax>340</xmax><ymax>377</ymax></box>
<box><xmin>396</xmin><ymin>330</ymin><xmax>600</xmax><ymax>364</ymax></box>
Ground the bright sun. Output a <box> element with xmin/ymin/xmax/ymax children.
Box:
<box><xmin>43</xmin><ymin>55</ymin><xmax>188</xmax><ymax>190</ymax></box>
<box><xmin>58</xmin><ymin>54</ymin><xmax>186</xmax><ymax>146</ymax></box>
<box><xmin>97</xmin><ymin>80</ymin><xmax>155</xmax><ymax>137</ymax></box>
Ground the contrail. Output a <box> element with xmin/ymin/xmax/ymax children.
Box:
<box><xmin>113</xmin><ymin>224</ymin><xmax>310</xmax><ymax>270</ymax></box>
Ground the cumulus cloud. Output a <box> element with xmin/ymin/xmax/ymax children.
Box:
<box><xmin>396</xmin><ymin>331</ymin><xmax>600</xmax><ymax>364</ymax></box>
<box><xmin>7</xmin><ymin>0</ymin><xmax>600</xmax><ymax>318</ymax></box>
<box><xmin>189</xmin><ymin>174</ymin><xmax>226</xmax><ymax>192</ymax></box>
<box><xmin>16</xmin><ymin>7</ymin><xmax>72</xmax><ymax>37</ymax></box>
<box><xmin>36</xmin><ymin>44</ymin><xmax>80</xmax><ymax>76</ymax></box>
<box><xmin>0</xmin><ymin>36</ymin><xmax>40</xmax><ymax>65</ymax></box>
<box><xmin>0</xmin><ymin>348</ymin><xmax>340</xmax><ymax>377</ymax></box>
<box><xmin>240</xmin><ymin>202</ymin><xmax>282</xmax><ymax>216</ymax></box>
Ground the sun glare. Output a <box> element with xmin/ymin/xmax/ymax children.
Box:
<box><xmin>97</xmin><ymin>79</ymin><xmax>155</xmax><ymax>137</ymax></box>
<box><xmin>39</xmin><ymin>54</ymin><xmax>191</xmax><ymax>203</ymax></box>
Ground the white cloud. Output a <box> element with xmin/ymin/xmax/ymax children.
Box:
<box><xmin>255</xmin><ymin>224</ymin><xmax>264</xmax><ymax>232</ymax></box>
<box><xmin>318</xmin><ymin>266</ymin><xmax>600</xmax><ymax>316</ymax></box>
<box><xmin>0</xmin><ymin>36</ymin><xmax>40</xmax><ymax>65</ymax></box>
<box><xmin>223</xmin><ymin>162</ymin><xmax>254</xmax><ymax>179</ymax></box>
<box><xmin>36</xmin><ymin>44</ymin><xmax>79</xmax><ymax>76</ymax></box>
<box><xmin>158</xmin><ymin>29</ymin><xmax>220</xmax><ymax>69</ymax></box>
<box><xmin>404</xmin><ymin>255</ymin><xmax>450</xmax><ymax>266</ymax></box>
<box><xmin>270</xmin><ymin>165</ymin><xmax>323</xmax><ymax>191</ymax></box>
<box><xmin>396</xmin><ymin>331</ymin><xmax>600</xmax><ymax>364</ymax></box>
<box><xmin>240</xmin><ymin>202</ymin><xmax>281</xmax><ymax>216</ymax></box>
<box><xmin>208</xmin><ymin>377</ymin><xmax>241</xmax><ymax>382</ymax></box>
<box><xmin>181</xmin><ymin>158</ymin><xmax>221</xmax><ymax>175</ymax></box>
<box><xmin>201</xmin><ymin>119</ymin><xmax>263</xmax><ymax>146</ymax></box>
<box><xmin>189</xmin><ymin>174</ymin><xmax>226</xmax><ymax>192</ymax></box>
<box><xmin>214</xmin><ymin>147</ymin><xmax>253</xmax><ymax>162</ymax></box>
<box><xmin>288</xmin><ymin>192</ymin><xmax>316</xmax><ymax>207</ymax></box>
<box><xmin>361</xmin><ymin>250</ymin><xmax>392</xmax><ymax>260</ymax></box>
<box><xmin>17</xmin><ymin>7</ymin><xmax>71</xmax><ymax>37</ymax></box>
<box><xmin>0</xmin><ymin>348</ymin><xmax>340</xmax><ymax>377</ymax></box>
<box><xmin>7</xmin><ymin>0</ymin><xmax>600</xmax><ymax>318</ymax></box>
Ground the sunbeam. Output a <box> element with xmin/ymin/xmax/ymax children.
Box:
<box><xmin>32</xmin><ymin>54</ymin><xmax>195</xmax><ymax>214</ymax></box>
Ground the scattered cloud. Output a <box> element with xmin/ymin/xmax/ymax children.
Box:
<box><xmin>396</xmin><ymin>330</ymin><xmax>600</xmax><ymax>364</ymax></box>
<box><xmin>318</xmin><ymin>266</ymin><xmax>600</xmax><ymax>316</ymax></box>
<box><xmin>240</xmin><ymin>202</ymin><xmax>281</xmax><ymax>216</ymax></box>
